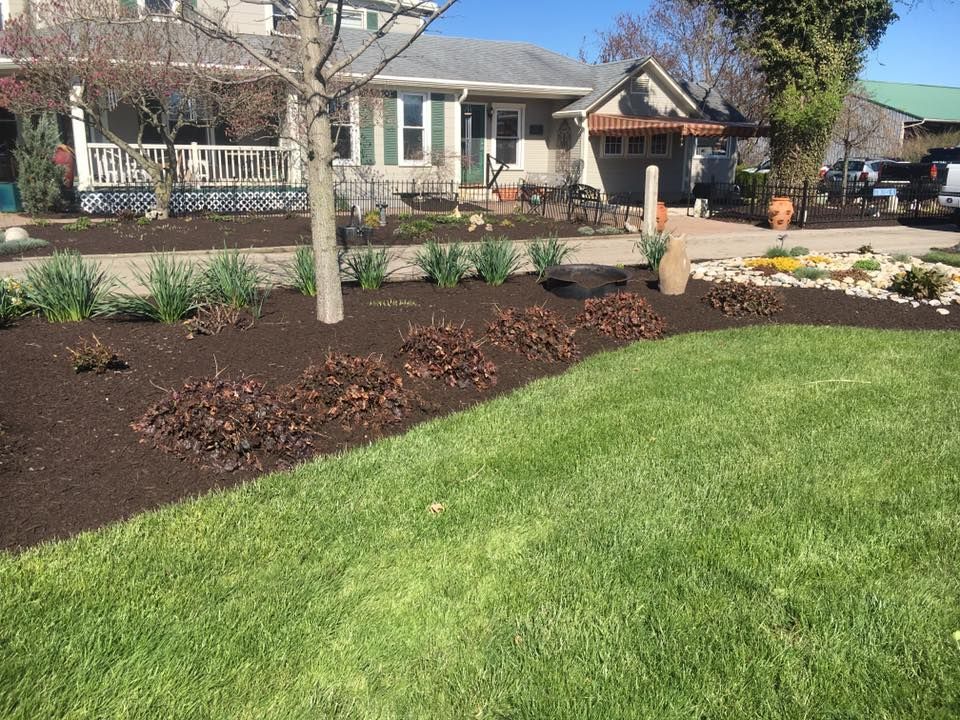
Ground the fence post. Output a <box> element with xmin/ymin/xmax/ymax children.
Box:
<box><xmin>799</xmin><ymin>180</ymin><xmax>810</xmax><ymax>229</ymax></box>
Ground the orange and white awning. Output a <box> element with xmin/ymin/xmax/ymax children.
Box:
<box><xmin>589</xmin><ymin>114</ymin><xmax>766</xmax><ymax>138</ymax></box>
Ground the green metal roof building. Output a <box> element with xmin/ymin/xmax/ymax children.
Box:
<box><xmin>859</xmin><ymin>80</ymin><xmax>960</xmax><ymax>131</ymax></box>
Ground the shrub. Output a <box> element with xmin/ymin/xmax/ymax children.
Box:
<box><xmin>702</xmin><ymin>281</ymin><xmax>784</xmax><ymax>317</ymax></box>
<box><xmin>0</xmin><ymin>278</ymin><xmax>26</xmax><ymax>327</ymax></box>
<box><xmin>394</xmin><ymin>219</ymin><xmax>436</xmax><ymax>240</ymax></box>
<box><xmin>470</xmin><ymin>237</ymin><xmax>522</xmax><ymax>286</ymax></box>
<box><xmin>788</xmin><ymin>246</ymin><xmax>810</xmax><ymax>257</ymax></box>
<box><xmin>527</xmin><ymin>236</ymin><xmax>576</xmax><ymax>280</ymax></box>
<box><xmin>287</xmin><ymin>244</ymin><xmax>316</xmax><ymax>297</ymax></box>
<box><xmin>433</xmin><ymin>213</ymin><xmax>468</xmax><ymax>226</ymax></box>
<box><xmin>184</xmin><ymin>305</ymin><xmax>254</xmax><ymax>336</ymax></box>
<box><xmin>342</xmin><ymin>244</ymin><xmax>393</xmax><ymax>290</ymax></box>
<box><xmin>744</xmin><ymin>256</ymin><xmax>802</xmax><ymax>273</ymax></box>
<box><xmin>577</xmin><ymin>226</ymin><xmax>596</xmax><ymax>236</ymax></box>
<box><xmin>414</xmin><ymin>241</ymin><xmax>471</xmax><ymax>288</ymax></box>
<box><xmin>24</xmin><ymin>251</ymin><xmax>114</xmax><ymax>322</ymax></box>
<box><xmin>201</xmin><ymin>248</ymin><xmax>265</xmax><ymax>309</ymax></box>
<box><xmin>111</xmin><ymin>252</ymin><xmax>199</xmax><ymax>323</ymax></box>
<box><xmin>893</xmin><ymin>252</ymin><xmax>915</xmax><ymax>264</ymax></box>
<box><xmin>0</xmin><ymin>237</ymin><xmax>48</xmax><ymax>257</ymax></box>
<box><xmin>486</xmin><ymin>306</ymin><xmax>578</xmax><ymax>362</ymax></box>
<box><xmin>63</xmin><ymin>216</ymin><xmax>92</xmax><ymax>232</ymax></box>
<box><xmin>793</xmin><ymin>266</ymin><xmax>829</xmax><ymax>280</ymax></box>
<box><xmin>852</xmin><ymin>258</ymin><xmax>881</xmax><ymax>272</ymax></box>
<box><xmin>890</xmin><ymin>266</ymin><xmax>951</xmax><ymax>300</ymax></box>
<box><xmin>362</xmin><ymin>210</ymin><xmax>381</xmax><ymax>228</ymax></box>
<box><xmin>288</xmin><ymin>353</ymin><xmax>410</xmax><ymax>428</ymax></box>
<box><xmin>399</xmin><ymin>322</ymin><xmax>497</xmax><ymax>389</ymax></box>
<box><xmin>636</xmin><ymin>231</ymin><xmax>670</xmax><ymax>272</ymax></box>
<box><xmin>857</xmin><ymin>245</ymin><xmax>875</xmax><ymax>254</ymax></box>
<box><xmin>920</xmin><ymin>250</ymin><xmax>960</xmax><ymax>268</ymax></box>
<box><xmin>13</xmin><ymin>114</ymin><xmax>63</xmax><ymax>215</ymax></box>
<box><xmin>67</xmin><ymin>335</ymin><xmax>128</xmax><ymax>374</ymax></box>
<box><xmin>830</xmin><ymin>268</ymin><xmax>871</xmax><ymax>284</ymax></box>
<box><xmin>596</xmin><ymin>225</ymin><xmax>623</xmax><ymax>235</ymax></box>
<box><xmin>133</xmin><ymin>377</ymin><xmax>319</xmax><ymax>471</ymax></box>
<box><xmin>577</xmin><ymin>292</ymin><xmax>666</xmax><ymax>340</ymax></box>
<box><xmin>764</xmin><ymin>246</ymin><xmax>792</xmax><ymax>258</ymax></box>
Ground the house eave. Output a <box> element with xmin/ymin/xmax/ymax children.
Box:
<box><xmin>363</xmin><ymin>74</ymin><xmax>592</xmax><ymax>97</ymax></box>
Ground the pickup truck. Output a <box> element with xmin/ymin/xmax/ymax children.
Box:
<box><xmin>938</xmin><ymin>163</ymin><xmax>960</xmax><ymax>224</ymax></box>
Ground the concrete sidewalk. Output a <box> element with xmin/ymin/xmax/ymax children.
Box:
<box><xmin>1</xmin><ymin>218</ymin><xmax>955</xmax><ymax>291</ymax></box>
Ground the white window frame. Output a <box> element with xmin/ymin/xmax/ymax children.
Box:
<box><xmin>331</xmin><ymin>100</ymin><xmax>360</xmax><ymax>166</ymax></box>
<box><xmin>626</xmin><ymin>135</ymin><xmax>645</xmax><ymax>156</ymax></box>
<box><xmin>601</xmin><ymin>135</ymin><xmax>624</xmax><ymax>158</ymax></box>
<box><xmin>398</xmin><ymin>91</ymin><xmax>431</xmax><ymax>167</ymax></box>
<box><xmin>649</xmin><ymin>133</ymin><xmax>671</xmax><ymax>158</ymax></box>
<box><xmin>339</xmin><ymin>7</ymin><xmax>364</xmax><ymax>27</ymax></box>
<box><xmin>693</xmin><ymin>136</ymin><xmax>733</xmax><ymax>160</ymax></box>
<box><xmin>492</xmin><ymin>103</ymin><xmax>524</xmax><ymax>171</ymax></box>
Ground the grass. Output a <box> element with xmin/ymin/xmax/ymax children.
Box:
<box><xmin>414</xmin><ymin>240</ymin><xmax>472</xmax><ymax>288</ymax></box>
<box><xmin>23</xmin><ymin>250</ymin><xmax>114</xmax><ymax>322</ymax></box>
<box><xmin>2</xmin><ymin>326</ymin><xmax>960</xmax><ymax>718</ymax></box>
<box><xmin>287</xmin><ymin>244</ymin><xmax>316</xmax><ymax>296</ymax></box>
<box><xmin>922</xmin><ymin>250</ymin><xmax>960</xmax><ymax>268</ymax></box>
<box><xmin>0</xmin><ymin>237</ymin><xmax>48</xmax><ymax>256</ymax></box>
<box><xmin>110</xmin><ymin>252</ymin><xmax>199</xmax><ymax>323</ymax></box>
<box><xmin>201</xmin><ymin>247</ymin><xmax>266</xmax><ymax>309</ymax></box>
<box><xmin>341</xmin><ymin>244</ymin><xmax>393</xmax><ymax>290</ymax></box>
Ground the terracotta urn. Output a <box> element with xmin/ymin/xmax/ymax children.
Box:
<box><xmin>658</xmin><ymin>234</ymin><xmax>690</xmax><ymax>295</ymax></box>
<box><xmin>497</xmin><ymin>186</ymin><xmax>519</xmax><ymax>202</ymax></box>
<box><xmin>656</xmin><ymin>201</ymin><xmax>668</xmax><ymax>232</ymax></box>
<box><xmin>768</xmin><ymin>196</ymin><xmax>794</xmax><ymax>231</ymax></box>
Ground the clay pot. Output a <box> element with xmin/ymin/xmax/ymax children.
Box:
<box><xmin>658</xmin><ymin>234</ymin><xmax>690</xmax><ymax>295</ymax></box>
<box><xmin>656</xmin><ymin>201</ymin><xmax>668</xmax><ymax>232</ymax></box>
<box><xmin>768</xmin><ymin>196</ymin><xmax>794</xmax><ymax>231</ymax></box>
<box><xmin>497</xmin><ymin>187</ymin><xmax>519</xmax><ymax>201</ymax></box>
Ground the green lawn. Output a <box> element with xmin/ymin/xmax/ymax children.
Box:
<box><xmin>2</xmin><ymin>326</ymin><xmax>960</xmax><ymax>719</ymax></box>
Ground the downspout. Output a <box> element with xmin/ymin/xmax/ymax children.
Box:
<box><xmin>454</xmin><ymin>88</ymin><xmax>469</xmax><ymax>191</ymax></box>
<box><xmin>577</xmin><ymin>110</ymin><xmax>589</xmax><ymax>186</ymax></box>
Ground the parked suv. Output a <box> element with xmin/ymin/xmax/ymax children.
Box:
<box><xmin>938</xmin><ymin>164</ymin><xmax>960</xmax><ymax>225</ymax></box>
<box><xmin>824</xmin><ymin>158</ymin><xmax>886</xmax><ymax>187</ymax></box>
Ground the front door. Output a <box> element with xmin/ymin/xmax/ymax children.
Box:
<box><xmin>461</xmin><ymin>104</ymin><xmax>486</xmax><ymax>185</ymax></box>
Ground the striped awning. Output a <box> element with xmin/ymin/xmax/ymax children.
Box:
<box><xmin>589</xmin><ymin>114</ymin><xmax>766</xmax><ymax>138</ymax></box>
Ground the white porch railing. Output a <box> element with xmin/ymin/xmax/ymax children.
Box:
<box><xmin>85</xmin><ymin>142</ymin><xmax>295</xmax><ymax>187</ymax></box>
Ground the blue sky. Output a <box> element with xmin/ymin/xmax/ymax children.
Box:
<box><xmin>433</xmin><ymin>0</ymin><xmax>957</xmax><ymax>88</ymax></box>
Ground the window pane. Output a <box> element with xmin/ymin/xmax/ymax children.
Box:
<box><xmin>497</xmin><ymin>139</ymin><xmax>517</xmax><ymax>165</ymax></box>
<box><xmin>403</xmin><ymin>95</ymin><xmax>423</xmax><ymax>128</ymax></box>
<box><xmin>496</xmin><ymin>111</ymin><xmax>519</xmax><ymax>139</ymax></box>
<box><xmin>651</xmin><ymin>134</ymin><xmax>668</xmax><ymax>155</ymax></box>
<box><xmin>627</xmin><ymin>136</ymin><xmax>644</xmax><ymax>155</ymax></box>
<box><xmin>403</xmin><ymin>128</ymin><xmax>424</xmax><ymax>160</ymax></box>
<box><xmin>604</xmin><ymin>136</ymin><xmax>622</xmax><ymax>155</ymax></box>
<box><xmin>331</xmin><ymin>125</ymin><xmax>352</xmax><ymax>160</ymax></box>
<box><xmin>341</xmin><ymin>9</ymin><xmax>363</xmax><ymax>27</ymax></box>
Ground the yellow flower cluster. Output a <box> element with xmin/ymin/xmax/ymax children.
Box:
<box><xmin>2</xmin><ymin>277</ymin><xmax>24</xmax><ymax>306</ymax></box>
<box><xmin>803</xmin><ymin>255</ymin><xmax>832</xmax><ymax>265</ymax></box>
<box><xmin>744</xmin><ymin>257</ymin><xmax>802</xmax><ymax>273</ymax></box>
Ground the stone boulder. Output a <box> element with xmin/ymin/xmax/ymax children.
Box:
<box><xmin>4</xmin><ymin>227</ymin><xmax>29</xmax><ymax>243</ymax></box>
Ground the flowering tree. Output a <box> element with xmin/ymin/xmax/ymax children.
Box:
<box><xmin>0</xmin><ymin>0</ymin><xmax>282</xmax><ymax>218</ymax></box>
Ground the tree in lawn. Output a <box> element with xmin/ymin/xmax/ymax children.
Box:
<box><xmin>831</xmin><ymin>83</ymin><xmax>901</xmax><ymax>199</ymax></box>
<box><xmin>703</xmin><ymin>0</ymin><xmax>896</xmax><ymax>184</ymax></box>
<box><xmin>178</xmin><ymin>0</ymin><xmax>457</xmax><ymax>324</ymax></box>
<box><xmin>0</xmin><ymin>0</ymin><xmax>279</xmax><ymax>219</ymax></box>
<box><xmin>585</xmin><ymin>0</ymin><xmax>767</xmax><ymax>139</ymax></box>
<box><xmin>13</xmin><ymin>114</ymin><xmax>64</xmax><ymax>215</ymax></box>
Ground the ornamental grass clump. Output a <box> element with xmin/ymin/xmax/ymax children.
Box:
<box><xmin>287</xmin><ymin>244</ymin><xmax>316</xmax><ymax>296</ymax></box>
<box><xmin>110</xmin><ymin>252</ymin><xmax>199</xmax><ymax>323</ymax></box>
<box><xmin>201</xmin><ymin>248</ymin><xmax>266</xmax><ymax>309</ymax></box>
<box><xmin>470</xmin><ymin>237</ymin><xmax>523</xmax><ymax>286</ymax></box>
<box><xmin>399</xmin><ymin>322</ymin><xmax>497</xmax><ymax>390</ymax></box>
<box><xmin>24</xmin><ymin>250</ymin><xmax>114</xmax><ymax>322</ymax></box>
<box><xmin>577</xmin><ymin>292</ymin><xmax>666</xmax><ymax>341</ymax></box>
<box><xmin>66</xmin><ymin>335</ymin><xmax>128</xmax><ymax>374</ymax></box>
<box><xmin>793</xmin><ymin>266</ymin><xmax>830</xmax><ymax>281</ymax></box>
<box><xmin>636</xmin><ymin>230</ymin><xmax>670</xmax><ymax>272</ymax></box>
<box><xmin>414</xmin><ymin>241</ymin><xmax>472</xmax><ymax>288</ymax></box>
<box><xmin>744</xmin><ymin>256</ymin><xmax>802</xmax><ymax>273</ymax></box>
<box><xmin>0</xmin><ymin>237</ymin><xmax>48</xmax><ymax>257</ymax></box>
<box><xmin>890</xmin><ymin>266</ymin><xmax>950</xmax><ymax>300</ymax></box>
<box><xmin>0</xmin><ymin>278</ymin><xmax>25</xmax><ymax>327</ymax></box>
<box><xmin>342</xmin><ymin>244</ymin><xmax>393</xmax><ymax>290</ymax></box>
<box><xmin>486</xmin><ymin>306</ymin><xmax>579</xmax><ymax>362</ymax></box>
<box><xmin>527</xmin><ymin>236</ymin><xmax>576</xmax><ymax>280</ymax></box>
<box><xmin>133</xmin><ymin>377</ymin><xmax>320</xmax><ymax>472</ymax></box>
<box><xmin>287</xmin><ymin>353</ymin><xmax>410</xmax><ymax>429</ymax></box>
<box><xmin>702</xmin><ymin>281</ymin><xmax>784</xmax><ymax>317</ymax></box>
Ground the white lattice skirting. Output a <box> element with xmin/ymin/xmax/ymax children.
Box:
<box><xmin>79</xmin><ymin>187</ymin><xmax>310</xmax><ymax>215</ymax></box>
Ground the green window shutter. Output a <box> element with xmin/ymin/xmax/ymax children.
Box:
<box><xmin>360</xmin><ymin>103</ymin><xmax>375</xmax><ymax>166</ymax></box>
<box><xmin>430</xmin><ymin>93</ymin><xmax>446</xmax><ymax>159</ymax></box>
<box><xmin>383</xmin><ymin>91</ymin><xmax>398</xmax><ymax>166</ymax></box>
<box><xmin>366</xmin><ymin>10</ymin><xmax>379</xmax><ymax>31</ymax></box>
<box><xmin>120</xmin><ymin>0</ymin><xmax>136</xmax><ymax>11</ymax></box>
<box><xmin>322</xmin><ymin>8</ymin><xmax>334</xmax><ymax>25</ymax></box>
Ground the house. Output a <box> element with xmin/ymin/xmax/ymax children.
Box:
<box><xmin>0</xmin><ymin>0</ymin><xmax>760</xmax><ymax>215</ymax></box>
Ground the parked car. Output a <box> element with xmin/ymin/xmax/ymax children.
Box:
<box><xmin>922</xmin><ymin>147</ymin><xmax>960</xmax><ymax>164</ymax></box>
<box><xmin>824</xmin><ymin>158</ymin><xmax>886</xmax><ymax>187</ymax></box>
<box><xmin>938</xmin><ymin>163</ymin><xmax>960</xmax><ymax>225</ymax></box>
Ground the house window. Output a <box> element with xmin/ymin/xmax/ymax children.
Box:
<box><xmin>400</xmin><ymin>92</ymin><xmax>428</xmax><ymax>164</ymax></box>
<box><xmin>272</xmin><ymin>1</ymin><xmax>295</xmax><ymax>30</ymax></box>
<box><xmin>632</xmin><ymin>76</ymin><xmax>650</xmax><ymax>96</ymax></box>
<box><xmin>650</xmin><ymin>133</ymin><xmax>669</xmax><ymax>157</ymax></box>
<box><xmin>627</xmin><ymin>135</ymin><xmax>645</xmax><ymax>156</ymax></box>
<box><xmin>603</xmin><ymin>135</ymin><xmax>623</xmax><ymax>157</ymax></box>
<box><xmin>143</xmin><ymin>0</ymin><xmax>173</xmax><ymax>12</ymax></box>
<box><xmin>340</xmin><ymin>7</ymin><xmax>364</xmax><ymax>27</ymax></box>
<box><xmin>695</xmin><ymin>136</ymin><xmax>730</xmax><ymax>158</ymax></box>
<box><xmin>494</xmin><ymin>106</ymin><xmax>523</xmax><ymax>168</ymax></box>
<box><xmin>330</xmin><ymin>99</ymin><xmax>357</xmax><ymax>165</ymax></box>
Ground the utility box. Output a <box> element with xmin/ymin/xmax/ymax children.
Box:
<box><xmin>0</xmin><ymin>182</ymin><xmax>22</xmax><ymax>212</ymax></box>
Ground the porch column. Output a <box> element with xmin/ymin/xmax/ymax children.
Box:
<box><xmin>282</xmin><ymin>93</ymin><xmax>304</xmax><ymax>185</ymax></box>
<box><xmin>70</xmin><ymin>85</ymin><xmax>92</xmax><ymax>191</ymax></box>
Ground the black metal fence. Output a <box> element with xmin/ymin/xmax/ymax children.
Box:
<box><xmin>698</xmin><ymin>177</ymin><xmax>954</xmax><ymax>228</ymax></box>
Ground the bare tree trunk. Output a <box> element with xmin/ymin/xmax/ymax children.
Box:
<box><xmin>153</xmin><ymin>170</ymin><xmax>174</xmax><ymax>218</ymax></box>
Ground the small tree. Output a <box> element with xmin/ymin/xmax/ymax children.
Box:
<box><xmin>831</xmin><ymin>85</ymin><xmax>900</xmax><ymax>198</ymax></box>
<box><xmin>13</xmin><ymin>114</ymin><xmax>63</xmax><ymax>215</ymax></box>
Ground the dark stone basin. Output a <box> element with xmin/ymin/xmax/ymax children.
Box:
<box><xmin>540</xmin><ymin>264</ymin><xmax>630</xmax><ymax>299</ymax></box>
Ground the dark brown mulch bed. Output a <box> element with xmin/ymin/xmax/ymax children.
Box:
<box><xmin>1</xmin><ymin>271</ymin><xmax>958</xmax><ymax>552</ymax></box>
<box><xmin>6</xmin><ymin>214</ymin><xmax>589</xmax><ymax>261</ymax></box>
